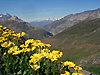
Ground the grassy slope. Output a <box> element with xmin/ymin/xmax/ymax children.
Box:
<box><xmin>42</xmin><ymin>18</ymin><xmax>100</xmax><ymax>74</ymax></box>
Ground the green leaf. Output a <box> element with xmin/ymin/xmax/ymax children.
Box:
<box><xmin>23</xmin><ymin>71</ymin><xmax>27</xmax><ymax>75</ymax></box>
<box><xmin>17</xmin><ymin>70</ymin><xmax>22</xmax><ymax>74</ymax></box>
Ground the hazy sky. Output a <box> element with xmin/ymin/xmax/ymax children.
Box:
<box><xmin>0</xmin><ymin>0</ymin><xmax>100</xmax><ymax>22</ymax></box>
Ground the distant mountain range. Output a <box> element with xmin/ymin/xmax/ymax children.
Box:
<box><xmin>45</xmin><ymin>8</ymin><xmax>100</xmax><ymax>35</ymax></box>
<box><xmin>42</xmin><ymin>18</ymin><xmax>100</xmax><ymax>74</ymax></box>
<box><xmin>0</xmin><ymin>14</ymin><xmax>53</xmax><ymax>39</ymax></box>
<box><xmin>29</xmin><ymin>18</ymin><xmax>60</xmax><ymax>27</ymax></box>
<box><xmin>29</xmin><ymin>19</ymin><xmax>53</xmax><ymax>27</ymax></box>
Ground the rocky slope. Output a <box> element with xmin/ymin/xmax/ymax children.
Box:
<box><xmin>8</xmin><ymin>16</ymin><xmax>23</xmax><ymax>22</ymax></box>
<box><xmin>45</xmin><ymin>8</ymin><xmax>100</xmax><ymax>35</ymax></box>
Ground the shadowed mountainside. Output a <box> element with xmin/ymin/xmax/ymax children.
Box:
<box><xmin>0</xmin><ymin>19</ymin><xmax>53</xmax><ymax>40</ymax></box>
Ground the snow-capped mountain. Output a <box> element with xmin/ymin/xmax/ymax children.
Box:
<box><xmin>29</xmin><ymin>18</ymin><xmax>61</xmax><ymax>27</ymax></box>
<box><xmin>45</xmin><ymin>18</ymin><xmax>61</xmax><ymax>21</ymax></box>
<box><xmin>0</xmin><ymin>13</ymin><xmax>12</xmax><ymax>20</ymax></box>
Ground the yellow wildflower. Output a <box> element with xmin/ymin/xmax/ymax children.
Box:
<box><xmin>72</xmin><ymin>73</ymin><xmax>82</xmax><ymax>75</ymax></box>
<box><xmin>12</xmin><ymin>50</ymin><xmax>23</xmax><ymax>55</ymax></box>
<box><xmin>8</xmin><ymin>46</ymin><xmax>19</xmax><ymax>54</ymax></box>
<box><xmin>20</xmin><ymin>32</ymin><xmax>25</xmax><ymax>37</ymax></box>
<box><xmin>33</xmin><ymin>54</ymin><xmax>40</xmax><ymax>60</ymax></box>
<box><xmin>42</xmin><ymin>48</ymin><xmax>50</xmax><ymax>52</ymax></box>
<box><xmin>35</xmin><ymin>40</ymin><xmax>41</xmax><ymax>43</ymax></box>
<box><xmin>29</xmin><ymin>59</ymin><xmax>37</xmax><ymax>64</ymax></box>
<box><xmin>12</xmin><ymin>51</ymin><xmax>20</xmax><ymax>55</ymax></box>
<box><xmin>63</xmin><ymin>61</ymin><xmax>75</xmax><ymax>67</ymax></box>
<box><xmin>32</xmin><ymin>42</ymin><xmax>39</xmax><ymax>46</ymax></box>
<box><xmin>22</xmin><ymin>48</ymin><xmax>30</xmax><ymax>52</ymax></box>
<box><xmin>20</xmin><ymin>44</ymin><xmax>28</xmax><ymax>48</ymax></box>
<box><xmin>51</xmin><ymin>50</ymin><xmax>63</xmax><ymax>58</ymax></box>
<box><xmin>0</xmin><ymin>37</ymin><xmax>5</xmax><ymax>42</ymax></box>
<box><xmin>3</xmin><ymin>52</ymin><xmax>6</xmax><ymax>55</ymax></box>
<box><xmin>30</xmin><ymin>65</ymin><xmax>40</xmax><ymax>71</ymax></box>
<box><xmin>16</xmin><ymin>32</ymin><xmax>25</xmax><ymax>37</ymax></box>
<box><xmin>0</xmin><ymin>25</ymin><xmax>3</xmax><ymax>28</ymax></box>
<box><xmin>25</xmin><ymin>39</ymin><xmax>34</xmax><ymax>45</ymax></box>
<box><xmin>45</xmin><ymin>44</ymin><xmax>51</xmax><ymax>47</ymax></box>
<box><xmin>38</xmin><ymin>43</ymin><xmax>45</xmax><ymax>47</ymax></box>
<box><xmin>40</xmin><ymin>52</ymin><xmax>47</xmax><ymax>58</ymax></box>
<box><xmin>17</xmin><ymin>33</ymin><xmax>20</xmax><ymax>37</ymax></box>
<box><xmin>29</xmin><ymin>53</ymin><xmax>41</xmax><ymax>64</ymax></box>
<box><xmin>3</xmin><ymin>27</ymin><xmax>7</xmax><ymax>29</ymax></box>
<box><xmin>4</xmin><ymin>38</ymin><xmax>7</xmax><ymax>41</ymax></box>
<box><xmin>2</xmin><ymin>31</ymin><xmax>7</xmax><ymax>35</ymax></box>
<box><xmin>74</xmin><ymin>66</ymin><xmax>82</xmax><ymax>71</ymax></box>
<box><xmin>59</xmin><ymin>52</ymin><xmax>63</xmax><ymax>57</ymax></box>
<box><xmin>60</xmin><ymin>71</ymin><xmax>70</xmax><ymax>75</ymax></box>
<box><xmin>46</xmin><ymin>53</ymin><xmax>58</xmax><ymax>62</ymax></box>
<box><xmin>1</xmin><ymin>41</ymin><xmax>11</xmax><ymax>48</ymax></box>
<box><xmin>3</xmin><ymin>34</ymin><xmax>9</xmax><ymax>37</ymax></box>
<box><xmin>29</xmin><ymin>46</ymin><xmax>36</xmax><ymax>51</ymax></box>
<box><xmin>8</xmin><ymin>50</ymin><xmax>12</xmax><ymax>54</ymax></box>
<box><xmin>12</xmin><ymin>33</ymin><xmax>17</xmax><ymax>37</ymax></box>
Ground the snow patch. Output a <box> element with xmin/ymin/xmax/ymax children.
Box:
<box><xmin>0</xmin><ymin>15</ymin><xmax>2</xmax><ymax>17</ymax></box>
<box><xmin>3</xmin><ymin>14</ymin><xmax>6</xmax><ymax>15</ymax></box>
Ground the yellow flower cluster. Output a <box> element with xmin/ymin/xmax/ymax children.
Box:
<box><xmin>8</xmin><ymin>46</ymin><xmax>23</xmax><ymax>55</ymax></box>
<box><xmin>46</xmin><ymin>50</ymin><xmax>63</xmax><ymax>62</ymax></box>
<box><xmin>63</xmin><ymin>61</ymin><xmax>75</xmax><ymax>67</ymax></box>
<box><xmin>0</xmin><ymin>25</ymin><xmax>25</xmax><ymax>55</ymax></box>
<box><xmin>1</xmin><ymin>41</ymin><xmax>15</xmax><ymax>48</ymax></box>
<box><xmin>29</xmin><ymin>50</ymin><xmax>63</xmax><ymax>64</ymax></box>
<box><xmin>12</xmin><ymin>32</ymin><xmax>25</xmax><ymax>38</ymax></box>
<box><xmin>0</xmin><ymin>25</ymin><xmax>83</xmax><ymax>74</ymax></box>
<box><xmin>28</xmin><ymin>43</ymin><xmax>63</xmax><ymax>71</ymax></box>
<box><xmin>62</xmin><ymin>61</ymin><xmax>82</xmax><ymax>71</ymax></box>
<box><xmin>0</xmin><ymin>37</ymin><xmax>7</xmax><ymax>42</ymax></box>
<box><xmin>60</xmin><ymin>61</ymin><xmax>83</xmax><ymax>75</ymax></box>
<box><xmin>0</xmin><ymin>26</ymin><xmax>14</xmax><ymax>38</ymax></box>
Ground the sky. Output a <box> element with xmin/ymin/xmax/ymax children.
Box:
<box><xmin>0</xmin><ymin>0</ymin><xmax>100</xmax><ymax>22</ymax></box>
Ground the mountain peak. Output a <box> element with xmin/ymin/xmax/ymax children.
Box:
<box><xmin>10</xmin><ymin>16</ymin><xmax>19</xmax><ymax>20</ymax></box>
<box><xmin>0</xmin><ymin>13</ymin><xmax>12</xmax><ymax>20</ymax></box>
<box><xmin>9</xmin><ymin>16</ymin><xmax>23</xmax><ymax>22</ymax></box>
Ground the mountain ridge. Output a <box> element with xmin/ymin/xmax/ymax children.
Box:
<box><xmin>29</xmin><ymin>18</ymin><xmax>61</xmax><ymax>27</ymax></box>
<box><xmin>0</xmin><ymin>14</ymin><xmax>53</xmax><ymax>39</ymax></box>
<box><xmin>45</xmin><ymin>8</ymin><xmax>100</xmax><ymax>35</ymax></box>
